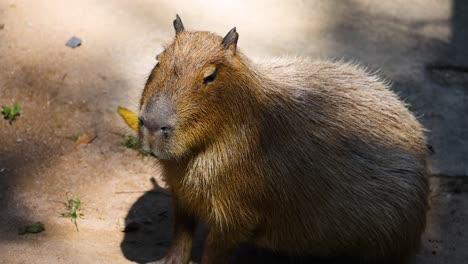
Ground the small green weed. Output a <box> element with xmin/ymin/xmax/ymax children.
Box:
<box><xmin>120</xmin><ymin>134</ymin><xmax>149</xmax><ymax>157</ymax></box>
<box><xmin>60</xmin><ymin>194</ymin><xmax>84</xmax><ymax>231</ymax></box>
<box><xmin>18</xmin><ymin>222</ymin><xmax>45</xmax><ymax>235</ymax></box>
<box><xmin>122</xmin><ymin>134</ymin><xmax>140</xmax><ymax>150</ymax></box>
<box><xmin>1</xmin><ymin>104</ymin><xmax>21</xmax><ymax>124</ymax></box>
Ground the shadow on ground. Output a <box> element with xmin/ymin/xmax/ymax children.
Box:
<box><xmin>0</xmin><ymin>137</ymin><xmax>49</xmax><ymax>238</ymax></box>
<box><xmin>120</xmin><ymin>178</ymin><xmax>174</xmax><ymax>263</ymax></box>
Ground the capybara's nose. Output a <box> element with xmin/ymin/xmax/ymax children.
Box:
<box><xmin>157</xmin><ymin>124</ymin><xmax>173</xmax><ymax>138</ymax></box>
<box><xmin>139</xmin><ymin>116</ymin><xmax>173</xmax><ymax>138</ymax></box>
<box><xmin>140</xmin><ymin>95</ymin><xmax>175</xmax><ymax>139</ymax></box>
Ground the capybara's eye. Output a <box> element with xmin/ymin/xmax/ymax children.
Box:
<box><xmin>203</xmin><ymin>68</ymin><xmax>218</xmax><ymax>85</ymax></box>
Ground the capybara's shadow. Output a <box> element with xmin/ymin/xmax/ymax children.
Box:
<box><xmin>120</xmin><ymin>177</ymin><xmax>206</xmax><ymax>263</ymax></box>
<box><xmin>119</xmin><ymin>177</ymin><xmax>172</xmax><ymax>263</ymax></box>
<box><xmin>120</xmin><ymin>178</ymin><xmax>355</xmax><ymax>264</ymax></box>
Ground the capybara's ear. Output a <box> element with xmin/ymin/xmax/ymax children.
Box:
<box><xmin>173</xmin><ymin>14</ymin><xmax>185</xmax><ymax>35</ymax></box>
<box><xmin>221</xmin><ymin>27</ymin><xmax>239</xmax><ymax>53</ymax></box>
<box><xmin>117</xmin><ymin>106</ymin><xmax>139</xmax><ymax>132</ymax></box>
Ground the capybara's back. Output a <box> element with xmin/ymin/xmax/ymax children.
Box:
<box><xmin>248</xmin><ymin>58</ymin><xmax>429</xmax><ymax>263</ymax></box>
<box><xmin>137</xmin><ymin>16</ymin><xmax>429</xmax><ymax>264</ymax></box>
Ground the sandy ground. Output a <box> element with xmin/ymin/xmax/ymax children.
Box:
<box><xmin>0</xmin><ymin>0</ymin><xmax>467</xmax><ymax>263</ymax></box>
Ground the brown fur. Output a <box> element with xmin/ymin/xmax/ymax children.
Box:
<box><xmin>139</xmin><ymin>21</ymin><xmax>429</xmax><ymax>264</ymax></box>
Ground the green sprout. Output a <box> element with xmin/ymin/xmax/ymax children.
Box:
<box><xmin>120</xmin><ymin>134</ymin><xmax>149</xmax><ymax>157</ymax></box>
<box><xmin>60</xmin><ymin>194</ymin><xmax>84</xmax><ymax>232</ymax></box>
<box><xmin>18</xmin><ymin>222</ymin><xmax>45</xmax><ymax>235</ymax></box>
<box><xmin>1</xmin><ymin>104</ymin><xmax>21</xmax><ymax>124</ymax></box>
<box><xmin>122</xmin><ymin>134</ymin><xmax>140</xmax><ymax>150</ymax></box>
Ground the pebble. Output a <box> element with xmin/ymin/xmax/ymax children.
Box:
<box><xmin>66</xmin><ymin>36</ymin><xmax>82</xmax><ymax>48</ymax></box>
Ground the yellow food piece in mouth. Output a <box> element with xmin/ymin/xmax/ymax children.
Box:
<box><xmin>117</xmin><ymin>106</ymin><xmax>139</xmax><ymax>131</ymax></box>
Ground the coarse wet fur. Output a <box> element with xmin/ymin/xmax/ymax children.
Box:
<box><xmin>138</xmin><ymin>16</ymin><xmax>429</xmax><ymax>264</ymax></box>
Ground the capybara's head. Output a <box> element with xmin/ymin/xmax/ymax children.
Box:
<box><xmin>138</xmin><ymin>15</ymin><xmax>242</xmax><ymax>160</ymax></box>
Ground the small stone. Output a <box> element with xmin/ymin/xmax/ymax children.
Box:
<box><xmin>16</xmin><ymin>138</ymin><xmax>23</xmax><ymax>143</ymax></box>
<box><xmin>66</xmin><ymin>36</ymin><xmax>82</xmax><ymax>48</ymax></box>
<box><xmin>0</xmin><ymin>24</ymin><xmax>4</xmax><ymax>30</ymax></box>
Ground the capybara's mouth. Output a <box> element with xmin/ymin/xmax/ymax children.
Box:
<box><xmin>149</xmin><ymin>147</ymin><xmax>173</xmax><ymax>161</ymax></box>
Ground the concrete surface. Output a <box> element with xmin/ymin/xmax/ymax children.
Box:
<box><xmin>0</xmin><ymin>0</ymin><xmax>466</xmax><ymax>263</ymax></box>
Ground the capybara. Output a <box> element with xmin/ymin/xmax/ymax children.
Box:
<box><xmin>134</xmin><ymin>15</ymin><xmax>429</xmax><ymax>264</ymax></box>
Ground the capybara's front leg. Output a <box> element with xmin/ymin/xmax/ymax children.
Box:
<box><xmin>153</xmin><ymin>197</ymin><xmax>196</xmax><ymax>264</ymax></box>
